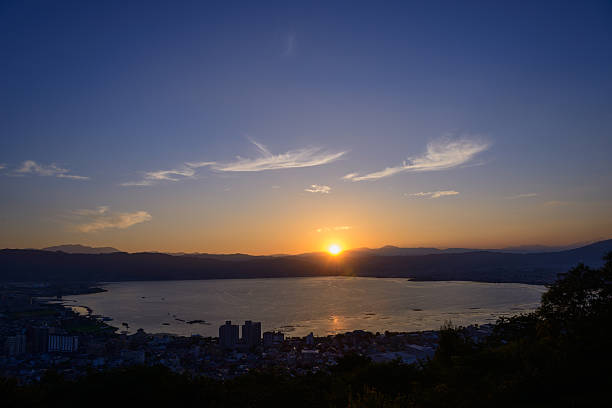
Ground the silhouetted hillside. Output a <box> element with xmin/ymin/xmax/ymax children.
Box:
<box><xmin>1</xmin><ymin>239</ymin><xmax>611</xmax><ymax>284</ymax></box>
<box><xmin>42</xmin><ymin>244</ymin><xmax>122</xmax><ymax>254</ymax></box>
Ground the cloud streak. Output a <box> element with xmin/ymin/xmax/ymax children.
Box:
<box><xmin>305</xmin><ymin>184</ymin><xmax>331</xmax><ymax>194</ymax></box>
<box><xmin>123</xmin><ymin>140</ymin><xmax>345</xmax><ymax>186</ymax></box>
<box><xmin>121</xmin><ymin>167</ymin><xmax>196</xmax><ymax>186</ymax></box>
<box><xmin>406</xmin><ymin>190</ymin><xmax>459</xmax><ymax>199</ymax></box>
<box><xmin>343</xmin><ymin>138</ymin><xmax>489</xmax><ymax>181</ymax></box>
<box><xmin>15</xmin><ymin>160</ymin><xmax>89</xmax><ymax>180</ymax></box>
<box><xmin>211</xmin><ymin>139</ymin><xmax>345</xmax><ymax>172</ymax></box>
<box><xmin>506</xmin><ymin>193</ymin><xmax>538</xmax><ymax>199</ymax></box>
<box><xmin>70</xmin><ymin>206</ymin><xmax>152</xmax><ymax>233</ymax></box>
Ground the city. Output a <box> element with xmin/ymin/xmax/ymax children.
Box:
<box><xmin>0</xmin><ymin>284</ymin><xmax>495</xmax><ymax>383</ymax></box>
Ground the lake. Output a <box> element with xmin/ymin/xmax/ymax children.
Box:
<box><xmin>63</xmin><ymin>277</ymin><xmax>546</xmax><ymax>337</ymax></box>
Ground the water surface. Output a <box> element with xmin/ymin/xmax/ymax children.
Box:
<box><xmin>64</xmin><ymin>277</ymin><xmax>545</xmax><ymax>337</ymax></box>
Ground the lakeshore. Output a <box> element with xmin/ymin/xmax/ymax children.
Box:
<box><xmin>60</xmin><ymin>277</ymin><xmax>544</xmax><ymax>337</ymax></box>
<box><xmin>2</xmin><ymin>281</ymin><xmax>498</xmax><ymax>383</ymax></box>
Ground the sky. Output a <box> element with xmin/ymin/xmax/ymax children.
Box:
<box><xmin>1</xmin><ymin>0</ymin><xmax>611</xmax><ymax>254</ymax></box>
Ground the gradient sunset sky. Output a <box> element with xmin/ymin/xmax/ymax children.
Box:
<box><xmin>1</xmin><ymin>1</ymin><xmax>611</xmax><ymax>254</ymax></box>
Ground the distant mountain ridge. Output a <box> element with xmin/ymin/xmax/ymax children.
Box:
<box><xmin>39</xmin><ymin>242</ymin><xmax>590</xmax><ymax>258</ymax></box>
<box><xmin>2</xmin><ymin>239</ymin><xmax>610</xmax><ymax>285</ymax></box>
<box><xmin>347</xmin><ymin>242</ymin><xmax>589</xmax><ymax>256</ymax></box>
<box><xmin>347</xmin><ymin>246</ymin><xmax>474</xmax><ymax>256</ymax></box>
<box><xmin>42</xmin><ymin>244</ymin><xmax>122</xmax><ymax>254</ymax></box>
<box><xmin>168</xmin><ymin>253</ymin><xmax>270</xmax><ymax>262</ymax></box>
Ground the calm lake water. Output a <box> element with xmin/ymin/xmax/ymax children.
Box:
<box><xmin>64</xmin><ymin>277</ymin><xmax>546</xmax><ymax>337</ymax></box>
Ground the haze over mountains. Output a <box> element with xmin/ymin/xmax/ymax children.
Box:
<box><xmin>2</xmin><ymin>239</ymin><xmax>610</xmax><ymax>285</ymax></box>
<box><xmin>38</xmin><ymin>241</ymin><xmax>593</xmax><ymax>258</ymax></box>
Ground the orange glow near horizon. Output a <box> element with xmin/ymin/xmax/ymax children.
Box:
<box><xmin>328</xmin><ymin>244</ymin><xmax>342</xmax><ymax>255</ymax></box>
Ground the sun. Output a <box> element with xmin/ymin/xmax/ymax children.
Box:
<box><xmin>328</xmin><ymin>244</ymin><xmax>342</xmax><ymax>255</ymax></box>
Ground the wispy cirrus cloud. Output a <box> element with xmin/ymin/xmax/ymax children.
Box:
<box><xmin>123</xmin><ymin>140</ymin><xmax>345</xmax><ymax>186</ymax></box>
<box><xmin>506</xmin><ymin>193</ymin><xmax>538</xmax><ymax>199</ymax></box>
<box><xmin>121</xmin><ymin>167</ymin><xmax>196</xmax><ymax>186</ymax></box>
<box><xmin>211</xmin><ymin>139</ymin><xmax>345</xmax><ymax>172</ymax></box>
<box><xmin>341</xmin><ymin>173</ymin><xmax>359</xmax><ymax>181</ymax></box>
<box><xmin>15</xmin><ymin>160</ymin><xmax>89</xmax><ymax>180</ymax></box>
<box><xmin>69</xmin><ymin>206</ymin><xmax>151</xmax><ymax>233</ymax></box>
<box><xmin>343</xmin><ymin>137</ymin><xmax>489</xmax><ymax>182</ymax></box>
<box><xmin>406</xmin><ymin>190</ymin><xmax>459</xmax><ymax>199</ymax></box>
<box><xmin>316</xmin><ymin>226</ymin><xmax>352</xmax><ymax>233</ymax></box>
<box><xmin>0</xmin><ymin>164</ymin><xmax>6</xmax><ymax>171</ymax></box>
<box><xmin>305</xmin><ymin>184</ymin><xmax>331</xmax><ymax>194</ymax></box>
<box><xmin>183</xmin><ymin>161</ymin><xmax>217</xmax><ymax>169</ymax></box>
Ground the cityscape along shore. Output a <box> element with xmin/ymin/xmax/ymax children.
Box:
<box><xmin>1</xmin><ymin>283</ymin><xmax>495</xmax><ymax>383</ymax></box>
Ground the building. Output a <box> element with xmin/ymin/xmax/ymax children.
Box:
<box><xmin>241</xmin><ymin>320</ymin><xmax>261</xmax><ymax>348</ymax></box>
<box><xmin>6</xmin><ymin>334</ymin><xmax>27</xmax><ymax>356</ymax></box>
<box><xmin>263</xmin><ymin>331</ymin><xmax>284</xmax><ymax>347</ymax></box>
<box><xmin>48</xmin><ymin>334</ymin><xmax>79</xmax><ymax>353</ymax></box>
<box><xmin>27</xmin><ymin>327</ymin><xmax>49</xmax><ymax>353</ymax></box>
<box><xmin>219</xmin><ymin>320</ymin><xmax>239</xmax><ymax>349</ymax></box>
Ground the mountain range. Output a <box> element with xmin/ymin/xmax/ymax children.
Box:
<box><xmin>39</xmin><ymin>241</ymin><xmax>593</xmax><ymax>257</ymax></box>
<box><xmin>1</xmin><ymin>239</ymin><xmax>610</xmax><ymax>285</ymax></box>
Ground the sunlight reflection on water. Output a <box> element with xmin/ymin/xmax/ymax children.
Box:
<box><xmin>64</xmin><ymin>277</ymin><xmax>545</xmax><ymax>337</ymax></box>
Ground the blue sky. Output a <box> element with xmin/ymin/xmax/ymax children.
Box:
<box><xmin>1</xmin><ymin>0</ymin><xmax>611</xmax><ymax>253</ymax></box>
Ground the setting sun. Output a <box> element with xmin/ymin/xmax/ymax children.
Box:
<box><xmin>328</xmin><ymin>244</ymin><xmax>342</xmax><ymax>255</ymax></box>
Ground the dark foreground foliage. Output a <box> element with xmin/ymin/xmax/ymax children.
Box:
<box><xmin>2</xmin><ymin>254</ymin><xmax>612</xmax><ymax>408</ymax></box>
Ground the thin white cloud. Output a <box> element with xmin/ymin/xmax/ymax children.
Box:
<box><xmin>56</xmin><ymin>174</ymin><xmax>89</xmax><ymax>180</ymax></box>
<box><xmin>406</xmin><ymin>190</ymin><xmax>459</xmax><ymax>199</ymax></box>
<box><xmin>70</xmin><ymin>206</ymin><xmax>152</xmax><ymax>233</ymax></box>
<box><xmin>122</xmin><ymin>140</ymin><xmax>344</xmax><ymax>186</ymax></box>
<box><xmin>184</xmin><ymin>161</ymin><xmax>217</xmax><ymax>169</ymax></box>
<box><xmin>342</xmin><ymin>173</ymin><xmax>359</xmax><ymax>181</ymax></box>
<box><xmin>15</xmin><ymin>160</ymin><xmax>89</xmax><ymax>180</ymax></box>
<box><xmin>146</xmin><ymin>168</ymin><xmax>195</xmax><ymax>181</ymax></box>
<box><xmin>120</xmin><ymin>180</ymin><xmax>155</xmax><ymax>187</ymax></box>
<box><xmin>506</xmin><ymin>193</ymin><xmax>538</xmax><ymax>199</ymax></box>
<box><xmin>0</xmin><ymin>164</ymin><xmax>5</xmax><ymax>171</ymax></box>
<box><xmin>316</xmin><ymin>226</ymin><xmax>352</xmax><ymax>233</ymax></box>
<box><xmin>343</xmin><ymin>138</ymin><xmax>489</xmax><ymax>182</ymax></box>
<box><xmin>121</xmin><ymin>167</ymin><xmax>196</xmax><ymax>187</ymax></box>
<box><xmin>305</xmin><ymin>184</ymin><xmax>331</xmax><ymax>194</ymax></box>
<box><xmin>212</xmin><ymin>139</ymin><xmax>345</xmax><ymax>172</ymax></box>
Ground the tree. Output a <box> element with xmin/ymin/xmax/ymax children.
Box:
<box><xmin>539</xmin><ymin>252</ymin><xmax>612</xmax><ymax>337</ymax></box>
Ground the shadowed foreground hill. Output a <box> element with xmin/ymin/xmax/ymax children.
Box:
<box><xmin>1</xmin><ymin>239</ymin><xmax>611</xmax><ymax>284</ymax></box>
